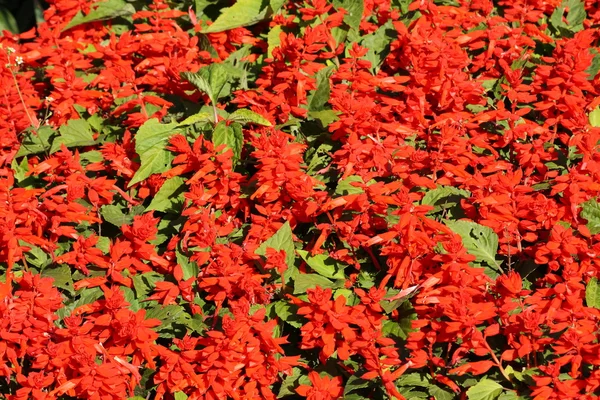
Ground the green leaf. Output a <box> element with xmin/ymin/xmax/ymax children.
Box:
<box><xmin>176</xmin><ymin>246</ymin><xmax>199</xmax><ymax>281</ymax></box>
<box><xmin>201</xmin><ymin>0</ymin><xmax>285</xmax><ymax>33</ymax></box>
<box><xmin>586</xmin><ymin>277</ymin><xmax>600</xmax><ymax>309</ymax></box>
<box><xmin>100</xmin><ymin>205</ymin><xmax>133</xmax><ymax>227</ymax></box>
<box><xmin>589</xmin><ymin>107</ymin><xmax>600</xmax><ymax>128</ymax></box>
<box><xmin>422</xmin><ymin>186</ymin><xmax>470</xmax><ymax>207</ymax></box>
<box><xmin>96</xmin><ymin>236</ymin><xmax>110</xmax><ymax>254</ymax></box>
<box><xmin>344</xmin><ymin>375</ymin><xmax>371</xmax><ymax>396</ymax></box>
<box><xmin>132</xmin><ymin>272</ymin><xmax>163</xmax><ymax>298</ymax></box>
<box><xmin>308</xmin><ymin>66</ymin><xmax>334</xmax><ymax>111</ymax></box>
<box><xmin>466</xmin><ymin>379</ymin><xmax>503</xmax><ymax>400</ymax></box>
<box><xmin>293</xmin><ymin>273</ymin><xmax>341</xmax><ymax>294</ymax></box>
<box><xmin>549</xmin><ymin>0</ymin><xmax>586</xmax><ymax>35</ymax></box>
<box><xmin>146</xmin><ymin>304</ymin><xmax>197</xmax><ymax>337</ymax></box>
<box><xmin>16</xmin><ymin>126</ymin><xmax>56</xmax><ymax>157</ymax></box>
<box><xmin>228</xmin><ymin>109</ymin><xmax>272</xmax><ymax>126</ymax></box>
<box><xmin>147</xmin><ymin>177</ymin><xmax>186</xmax><ymax>212</ymax></box>
<box><xmin>129</xmin><ymin>119</ymin><xmax>180</xmax><ymax>187</ymax></box>
<box><xmin>122</xmin><ymin>286</ymin><xmax>141</xmax><ymax>312</ymax></box>
<box><xmin>396</xmin><ymin>388</ymin><xmax>428</xmax><ymax>399</ymax></box>
<box><xmin>42</xmin><ymin>264</ymin><xmax>75</xmax><ymax>294</ymax></box>
<box><xmin>334</xmin><ymin>0</ymin><xmax>364</xmax><ymax>31</ymax></box>
<box><xmin>198</xmin><ymin>63</ymin><xmax>242</xmax><ymax>101</ymax></box>
<box><xmin>497</xmin><ymin>392</ymin><xmax>519</xmax><ymax>400</ymax></box>
<box><xmin>360</xmin><ymin>20</ymin><xmax>395</xmax><ymax>71</ymax></box>
<box><xmin>422</xmin><ymin>186</ymin><xmax>470</xmax><ymax>215</ymax></box>
<box><xmin>297</xmin><ymin>250</ymin><xmax>345</xmax><ymax>279</ymax></box>
<box><xmin>50</xmin><ymin>119</ymin><xmax>95</xmax><ymax>154</ymax></box>
<box><xmin>174</xmin><ymin>392</ymin><xmax>188</xmax><ymax>400</ymax></box>
<box><xmin>267</xmin><ymin>25</ymin><xmax>283</xmax><ymax>58</ymax></box>
<box><xmin>22</xmin><ymin>242</ymin><xmax>51</xmax><ymax>269</ymax></box>
<box><xmin>212</xmin><ymin>121</ymin><xmax>244</xmax><ymax>162</ymax></box>
<box><xmin>181</xmin><ymin>71</ymin><xmax>214</xmax><ymax>103</ymax></box>
<box><xmin>57</xmin><ymin>287</ymin><xmax>104</xmax><ymax>319</ymax></box>
<box><xmin>306</xmin><ymin>142</ymin><xmax>333</xmax><ymax>177</ymax></box>
<box><xmin>256</xmin><ymin>221</ymin><xmax>296</xmax><ymax>274</ymax></box>
<box><xmin>178</xmin><ymin>112</ymin><xmax>213</xmax><ymax>127</ymax></box>
<box><xmin>430</xmin><ymin>386</ymin><xmax>455</xmax><ymax>400</ymax></box>
<box><xmin>581</xmin><ymin>198</ymin><xmax>600</xmax><ymax>234</ymax></box>
<box><xmin>396</xmin><ymin>372</ymin><xmax>430</xmax><ymax>388</ymax></box>
<box><xmin>381</xmin><ymin>303</ymin><xmax>415</xmax><ymax>339</ymax></box>
<box><xmin>277</xmin><ymin>367</ymin><xmax>302</xmax><ymax>398</ymax></box>
<box><xmin>64</xmin><ymin>0</ymin><xmax>136</xmax><ymax>31</ymax></box>
<box><xmin>0</xmin><ymin>6</ymin><xmax>18</xmax><ymax>34</ymax></box>
<box><xmin>335</xmin><ymin>175</ymin><xmax>365</xmax><ymax>195</ymax></box>
<box><xmin>380</xmin><ymin>289</ymin><xmax>411</xmax><ymax>314</ymax></box>
<box><xmin>308</xmin><ymin>110</ymin><xmax>339</xmax><ymax>127</ymax></box>
<box><xmin>80</xmin><ymin>150</ymin><xmax>103</xmax><ymax>165</ymax></box>
<box><xmin>272</xmin><ymin>300</ymin><xmax>303</xmax><ymax>328</ymax></box>
<box><xmin>586</xmin><ymin>50</ymin><xmax>600</xmax><ymax>80</ymax></box>
<box><xmin>566</xmin><ymin>0</ymin><xmax>586</xmax><ymax>26</ymax></box>
<box><xmin>445</xmin><ymin>220</ymin><xmax>502</xmax><ymax>276</ymax></box>
<box><xmin>10</xmin><ymin>157</ymin><xmax>29</xmax><ymax>183</ymax></box>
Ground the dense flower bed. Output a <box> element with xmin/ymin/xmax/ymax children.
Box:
<box><xmin>1</xmin><ymin>0</ymin><xmax>600</xmax><ymax>399</ymax></box>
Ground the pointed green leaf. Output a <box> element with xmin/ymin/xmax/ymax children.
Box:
<box><xmin>293</xmin><ymin>273</ymin><xmax>340</xmax><ymax>294</ymax></box>
<box><xmin>308</xmin><ymin>66</ymin><xmax>334</xmax><ymax>111</ymax></box>
<box><xmin>0</xmin><ymin>6</ymin><xmax>19</xmax><ymax>34</ymax></box>
<box><xmin>57</xmin><ymin>287</ymin><xmax>104</xmax><ymax>320</ymax></box>
<box><xmin>297</xmin><ymin>250</ymin><xmax>345</xmax><ymax>279</ymax></box>
<box><xmin>178</xmin><ymin>112</ymin><xmax>213</xmax><ymax>127</ymax></box>
<box><xmin>256</xmin><ymin>221</ymin><xmax>296</xmax><ymax>273</ymax></box>
<box><xmin>228</xmin><ymin>109</ymin><xmax>272</xmax><ymax>126</ymax></box>
<box><xmin>581</xmin><ymin>198</ymin><xmax>600</xmax><ymax>234</ymax></box>
<box><xmin>272</xmin><ymin>300</ymin><xmax>303</xmax><ymax>328</ymax></box>
<box><xmin>586</xmin><ymin>277</ymin><xmax>600</xmax><ymax>309</ymax></box>
<box><xmin>64</xmin><ymin>0</ymin><xmax>136</xmax><ymax>31</ymax></box>
<box><xmin>586</xmin><ymin>50</ymin><xmax>600</xmax><ymax>80</ymax></box>
<box><xmin>445</xmin><ymin>220</ymin><xmax>502</xmax><ymax>276</ymax></box>
<box><xmin>147</xmin><ymin>177</ymin><xmax>186</xmax><ymax>212</ymax></box>
<box><xmin>21</xmin><ymin>242</ymin><xmax>51</xmax><ymax>269</ymax></box>
<box><xmin>277</xmin><ymin>367</ymin><xmax>302</xmax><ymax>398</ymax></box>
<box><xmin>212</xmin><ymin>121</ymin><xmax>244</xmax><ymax>162</ymax></box>
<box><xmin>382</xmin><ymin>301</ymin><xmax>416</xmax><ymax>339</ymax></box>
<box><xmin>334</xmin><ymin>0</ymin><xmax>364</xmax><ymax>31</ymax></box>
<box><xmin>16</xmin><ymin>126</ymin><xmax>56</xmax><ymax>157</ymax></box>
<box><xmin>344</xmin><ymin>375</ymin><xmax>371</xmax><ymax>396</ymax></box>
<box><xmin>202</xmin><ymin>0</ymin><xmax>285</xmax><ymax>33</ymax></box>
<box><xmin>176</xmin><ymin>246</ymin><xmax>199</xmax><ymax>281</ymax></box>
<box><xmin>267</xmin><ymin>25</ymin><xmax>282</xmax><ymax>58</ymax></box>
<box><xmin>100</xmin><ymin>205</ymin><xmax>133</xmax><ymax>227</ymax></box>
<box><xmin>430</xmin><ymin>386</ymin><xmax>455</xmax><ymax>400</ymax></box>
<box><xmin>42</xmin><ymin>264</ymin><xmax>75</xmax><ymax>295</ymax></box>
<box><xmin>174</xmin><ymin>392</ymin><xmax>188</xmax><ymax>400</ymax></box>
<box><xmin>181</xmin><ymin>71</ymin><xmax>215</xmax><ymax>103</ymax></box>
<box><xmin>50</xmin><ymin>119</ymin><xmax>95</xmax><ymax>153</ymax></box>
<box><xmin>129</xmin><ymin>119</ymin><xmax>180</xmax><ymax>187</ymax></box>
<box><xmin>10</xmin><ymin>157</ymin><xmax>29</xmax><ymax>183</ymax></box>
<box><xmin>422</xmin><ymin>186</ymin><xmax>470</xmax><ymax>207</ymax></box>
<box><xmin>589</xmin><ymin>107</ymin><xmax>600</xmax><ymax>127</ymax></box>
<box><xmin>133</xmin><ymin>272</ymin><xmax>163</xmax><ymax>298</ymax></box>
<box><xmin>335</xmin><ymin>175</ymin><xmax>365</xmax><ymax>196</ymax></box>
<box><xmin>549</xmin><ymin>0</ymin><xmax>586</xmax><ymax>35</ymax></box>
<box><xmin>566</xmin><ymin>0</ymin><xmax>586</xmax><ymax>27</ymax></box>
<box><xmin>466</xmin><ymin>379</ymin><xmax>503</xmax><ymax>400</ymax></box>
<box><xmin>360</xmin><ymin>20</ymin><xmax>395</xmax><ymax>71</ymax></box>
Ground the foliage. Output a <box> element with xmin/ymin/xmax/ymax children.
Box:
<box><xmin>1</xmin><ymin>0</ymin><xmax>600</xmax><ymax>399</ymax></box>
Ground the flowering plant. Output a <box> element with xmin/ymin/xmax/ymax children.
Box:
<box><xmin>1</xmin><ymin>0</ymin><xmax>600</xmax><ymax>399</ymax></box>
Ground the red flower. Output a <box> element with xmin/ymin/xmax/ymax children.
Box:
<box><xmin>296</xmin><ymin>371</ymin><xmax>343</xmax><ymax>400</ymax></box>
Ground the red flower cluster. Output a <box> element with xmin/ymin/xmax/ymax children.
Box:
<box><xmin>0</xmin><ymin>0</ymin><xmax>600</xmax><ymax>399</ymax></box>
